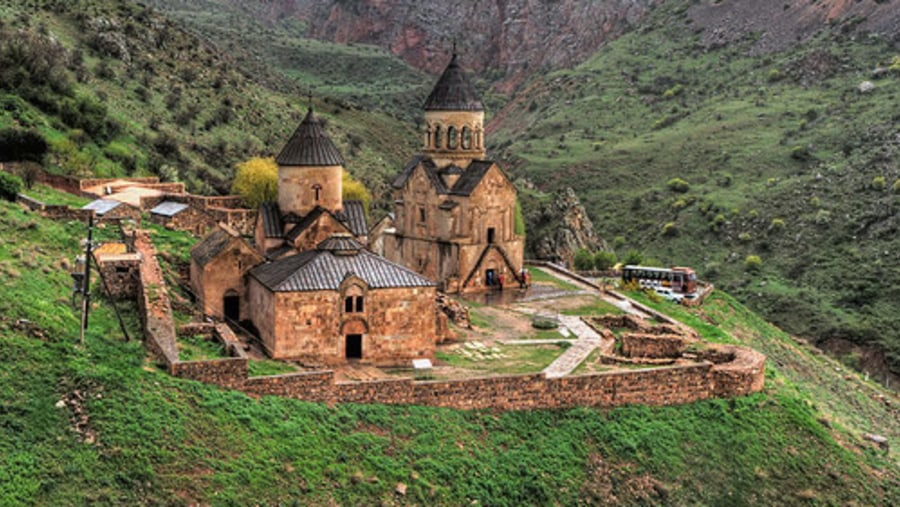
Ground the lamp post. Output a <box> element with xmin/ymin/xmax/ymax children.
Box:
<box><xmin>78</xmin><ymin>214</ymin><xmax>94</xmax><ymax>345</ymax></box>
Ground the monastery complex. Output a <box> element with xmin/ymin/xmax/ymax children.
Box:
<box><xmin>189</xmin><ymin>52</ymin><xmax>524</xmax><ymax>366</ymax></box>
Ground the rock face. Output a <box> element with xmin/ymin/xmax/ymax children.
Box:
<box><xmin>531</xmin><ymin>187</ymin><xmax>605</xmax><ymax>266</ymax></box>
<box><xmin>249</xmin><ymin>0</ymin><xmax>660</xmax><ymax>95</ymax></box>
<box><xmin>690</xmin><ymin>0</ymin><xmax>900</xmax><ymax>55</ymax></box>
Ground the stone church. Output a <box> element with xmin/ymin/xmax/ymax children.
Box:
<box><xmin>383</xmin><ymin>52</ymin><xmax>525</xmax><ymax>293</ymax></box>
<box><xmin>190</xmin><ymin>106</ymin><xmax>442</xmax><ymax>366</ymax></box>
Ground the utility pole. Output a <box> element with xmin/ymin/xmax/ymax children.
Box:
<box><xmin>79</xmin><ymin>214</ymin><xmax>94</xmax><ymax>345</ymax></box>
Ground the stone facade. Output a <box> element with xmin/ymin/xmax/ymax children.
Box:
<box><xmin>384</xmin><ymin>54</ymin><xmax>525</xmax><ymax>293</ymax></box>
<box><xmin>95</xmin><ymin>253</ymin><xmax>141</xmax><ymax>300</ymax></box>
<box><xmin>278</xmin><ymin>164</ymin><xmax>343</xmax><ymax>217</ymax></box>
<box><xmin>190</xmin><ymin>226</ymin><xmax>263</xmax><ymax>321</ymax></box>
<box><xmin>247</xmin><ymin>277</ymin><xmax>437</xmax><ymax>366</ymax></box>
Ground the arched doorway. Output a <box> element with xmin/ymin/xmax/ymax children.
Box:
<box><xmin>223</xmin><ymin>289</ymin><xmax>240</xmax><ymax>321</ymax></box>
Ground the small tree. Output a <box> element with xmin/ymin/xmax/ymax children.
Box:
<box><xmin>872</xmin><ymin>176</ymin><xmax>886</xmax><ymax>191</ymax></box>
<box><xmin>232</xmin><ymin>157</ymin><xmax>277</xmax><ymax>208</ymax></box>
<box><xmin>573</xmin><ymin>248</ymin><xmax>593</xmax><ymax>271</ymax></box>
<box><xmin>623</xmin><ymin>249</ymin><xmax>643</xmax><ymax>266</ymax></box>
<box><xmin>342</xmin><ymin>169</ymin><xmax>371</xmax><ymax>215</ymax></box>
<box><xmin>0</xmin><ymin>171</ymin><xmax>23</xmax><ymax>201</ymax></box>
<box><xmin>744</xmin><ymin>255</ymin><xmax>762</xmax><ymax>273</ymax></box>
<box><xmin>593</xmin><ymin>251</ymin><xmax>617</xmax><ymax>271</ymax></box>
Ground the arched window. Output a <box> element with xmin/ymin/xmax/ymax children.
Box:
<box><xmin>433</xmin><ymin>125</ymin><xmax>443</xmax><ymax>150</ymax></box>
<box><xmin>313</xmin><ymin>184</ymin><xmax>322</xmax><ymax>203</ymax></box>
<box><xmin>461</xmin><ymin>126</ymin><xmax>472</xmax><ymax>149</ymax></box>
<box><xmin>447</xmin><ymin>126</ymin><xmax>458</xmax><ymax>149</ymax></box>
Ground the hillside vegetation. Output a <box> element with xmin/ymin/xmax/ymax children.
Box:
<box><xmin>487</xmin><ymin>0</ymin><xmax>900</xmax><ymax>377</ymax></box>
<box><xmin>0</xmin><ymin>190</ymin><xmax>898</xmax><ymax>505</ymax></box>
<box><xmin>0</xmin><ymin>0</ymin><xmax>415</xmax><ymax>202</ymax></box>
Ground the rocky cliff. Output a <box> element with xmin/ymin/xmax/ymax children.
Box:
<box><xmin>527</xmin><ymin>187</ymin><xmax>606</xmax><ymax>266</ymax></box>
<box><xmin>237</xmin><ymin>0</ymin><xmax>660</xmax><ymax>95</ymax></box>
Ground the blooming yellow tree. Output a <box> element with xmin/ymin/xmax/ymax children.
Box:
<box><xmin>342</xmin><ymin>169</ymin><xmax>371</xmax><ymax>215</ymax></box>
<box><xmin>231</xmin><ymin>157</ymin><xmax>277</xmax><ymax>208</ymax></box>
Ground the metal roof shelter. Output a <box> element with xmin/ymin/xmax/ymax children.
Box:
<box><xmin>82</xmin><ymin>199</ymin><xmax>123</xmax><ymax>217</ymax></box>
<box><xmin>149</xmin><ymin>201</ymin><xmax>189</xmax><ymax>217</ymax></box>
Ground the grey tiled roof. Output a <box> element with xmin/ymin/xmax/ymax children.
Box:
<box><xmin>82</xmin><ymin>199</ymin><xmax>122</xmax><ymax>216</ymax></box>
<box><xmin>150</xmin><ymin>201</ymin><xmax>189</xmax><ymax>217</ymax></box>
<box><xmin>284</xmin><ymin>206</ymin><xmax>328</xmax><ymax>242</ymax></box>
<box><xmin>392</xmin><ymin>157</ymin><xmax>504</xmax><ymax>197</ymax></box>
<box><xmin>259</xmin><ymin>202</ymin><xmax>283</xmax><ymax>238</ymax></box>
<box><xmin>191</xmin><ymin>227</ymin><xmax>236</xmax><ymax>267</ymax></box>
<box><xmin>391</xmin><ymin>156</ymin><xmax>448</xmax><ymax>193</ymax></box>
<box><xmin>275</xmin><ymin>108</ymin><xmax>345</xmax><ymax>167</ymax></box>
<box><xmin>338</xmin><ymin>200</ymin><xmax>367</xmax><ymax>237</ymax></box>
<box><xmin>250</xmin><ymin>237</ymin><xmax>435</xmax><ymax>292</ymax></box>
<box><xmin>450</xmin><ymin>160</ymin><xmax>495</xmax><ymax>196</ymax></box>
<box><xmin>423</xmin><ymin>53</ymin><xmax>483</xmax><ymax>112</ymax></box>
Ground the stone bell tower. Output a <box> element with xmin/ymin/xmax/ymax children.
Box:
<box><xmin>275</xmin><ymin>106</ymin><xmax>344</xmax><ymax>217</ymax></box>
<box><xmin>421</xmin><ymin>51</ymin><xmax>486</xmax><ymax>168</ymax></box>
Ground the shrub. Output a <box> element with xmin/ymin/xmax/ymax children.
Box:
<box><xmin>767</xmin><ymin>68</ymin><xmax>783</xmax><ymax>82</ymax></box>
<box><xmin>871</xmin><ymin>176</ymin><xmax>886</xmax><ymax>191</ymax></box>
<box><xmin>738</xmin><ymin>232</ymin><xmax>752</xmax><ymax>242</ymax></box>
<box><xmin>0</xmin><ymin>128</ymin><xmax>48</xmax><ymax>162</ymax></box>
<box><xmin>710</xmin><ymin>214</ymin><xmax>726</xmax><ymax>229</ymax></box>
<box><xmin>790</xmin><ymin>146</ymin><xmax>813</xmax><ymax>161</ymax></box>
<box><xmin>815</xmin><ymin>209</ymin><xmax>831</xmax><ymax>227</ymax></box>
<box><xmin>770</xmin><ymin>218</ymin><xmax>785</xmax><ymax>231</ymax></box>
<box><xmin>573</xmin><ymin>249</ymin><xmax>593</xmax><ymax>271</ymax></box>
<box><xmin>0</xmin><ymin>171</ymin><xmax>23</xmax><ymax>201</ymax></box>
<box><xmin>667</xmin><ymin>177</ymin><xmax>690</xmax><ymax>193</ymax></box>
<box><xmin>661</xmin><ymin>222</ymin><xmax>678</xmax><ymax>236</ymax></box>
<box><xmin>623</xmin><ymin>249</ymin><xmax>643</xmax><ymax>265</ymax></box>
<box><xmin>531</xmin><ymin>316</ymin><xmax>559</xmax><ymax>330</ymax></box>
<box><xmin>809</xmin><ymin>196</ymin><xmax>821</xmax><ymax>207</ymax></box>
<box><xmin>672</xmin><ymin>198</ymin><xmax>688</xmax><ymax>211</ymax></box>
<box><xmin>613</xmin><ymin>236</ymin><xmax>625</xmax><ymax>249</ymax></box>
<box><xmin>593</xmin><ymin>251</ymin><xmax>617</xmax><ymax>271</ymax></box>
<box><xmin>894</xmin><ymin>179</ymin><xmax>900</xmax><ymax>194</ymax></box>
<box><xmin>744</xmin><ymin>255</ymin><xmax>762</xmax><ymax>272</ymax></box>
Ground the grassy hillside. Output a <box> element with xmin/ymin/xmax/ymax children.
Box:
<box><xmin>0</xmin><ymin>0</ymin><xmax>416</xmax><ymax>203</ymax></box>
<box><xmin>488</xmin><ymin>0</ymin><xmax>900</xmax><ymax>376</ymax></box>
<box><xmin>1</xmin><ymin>189</ymin><xmax>898</xmax><ymax>505</ymax></box>
<box><xmin>142</xmin><ymin>0</ymin><xmax>434</xmax><ymax>123</ymax></box>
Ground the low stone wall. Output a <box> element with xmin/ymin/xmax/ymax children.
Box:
<box><xmin>130</xmin><ymin>239</ymin><xmax>766</xmax><ymax>411</ymax></box>
<box><xmin>80</xmin><ymin>177</ymin><xmax>160</xmax><ymax>191</ymax></box>
<box><xmin>174</xmin><ymin>350</ymin><xmax>764</xmax><ymax>411</ymax></box>
<box><xmin>621</xmin><ymin>333</ymin><xmax>686</xmax><ymax>359</ymax></box>
<box><xmin>16</xmin><ymin>193</ymin><xmax>45</xmax><ymax>211</ymax></box>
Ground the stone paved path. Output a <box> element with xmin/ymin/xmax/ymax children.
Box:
<box><xmin>542</xmin><ymin>315</ymin><xmax>613</xmax><ymax>378</ymax></box>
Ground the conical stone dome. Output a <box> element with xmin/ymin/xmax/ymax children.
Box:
<box><xmin>275</xmin><ymin>108</ymin><xmax>345</xmax><ymax>166</ymax></box>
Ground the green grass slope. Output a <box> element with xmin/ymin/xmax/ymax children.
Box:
<box><xmin>0</xmin><ymin>0</ymin><xmax>416</xmax><ymax>202</ymax></box>
<box><xmin>0</xmin><ymin>194</ymin><xmax>897</xmax><ymax>505</ymax></box>
<box><xmin>488</xmin><ymin>0</ymin><xmax>900</xmax><ymax>375</ymax></box>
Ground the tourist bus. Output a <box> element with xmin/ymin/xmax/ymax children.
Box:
<box><xmin>621</xmin><ymin>265</ymin><xmax>698</xmax><ymax>294</ymax></box>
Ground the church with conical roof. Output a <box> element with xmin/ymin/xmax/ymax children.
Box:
<box><xmin>383</xmin><ymin>52</ymin><xmax>525</xmax><ymax>293</ymax></box>
<box><xmin>190</xmin><ymin>103</ymin><xmax>445</xmax><ymax>366</ymax></box>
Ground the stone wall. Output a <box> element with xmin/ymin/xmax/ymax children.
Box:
<box><xmin>95</xmin><ymin>253</ymin><xmax>141</xmax><ymax>300</ymax></box>
<box><xmin>621</xmin><ymin>333</ymin><xmax>686</xmax><ymax>359</ymax></box>
<box><xmin>181</xmin><ymin>350</ymin><xmax>764</xmax><ymax>410</ymax></box>
<box><xmin>128</xmin><ymin>223</ymin><xmax>766</xmax><ymax>411</ymax></box>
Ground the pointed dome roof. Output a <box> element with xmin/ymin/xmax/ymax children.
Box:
<box><xmin>275</xmin><ymin>108</ymin><xmax>345</xmax><ymax>166</ymax></box>
<box><xmin>423</xmin><ymin>53</ymin><xmax>483</xmax><ymax>112</ymax></box>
